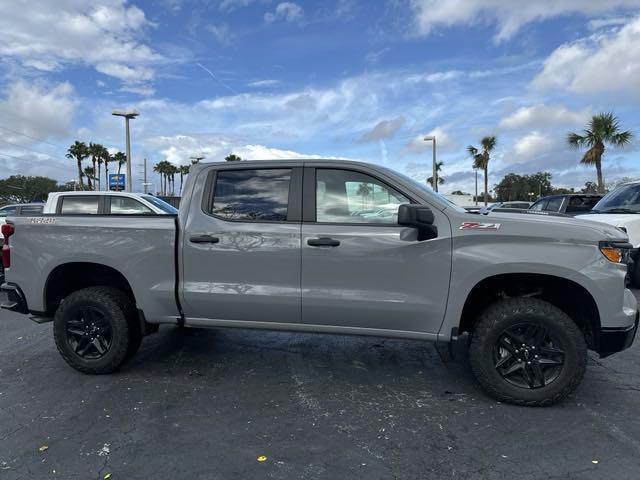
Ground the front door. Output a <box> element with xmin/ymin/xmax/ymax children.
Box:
<box><xmin>301</xmin><ymin>167</ymin><xmax>451</xmax><ymax>335</ymax></box>
<box><xmin>181</xmin><ymin>165</ymin><xmax>303</xmax><ymax>324</ymax></box>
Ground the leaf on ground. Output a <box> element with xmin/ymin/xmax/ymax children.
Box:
<box><xmin>38</xmin><ymin>445</ymin><xmax>48</xmax><ymax>453</ymax></box>
<box><xmin>257</xmin><ymin>455</ymin><xmax>267</xmax><ymax>462</ymax></box>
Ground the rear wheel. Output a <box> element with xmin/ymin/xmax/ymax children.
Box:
<box><xmin>53</xmin><ymin>287</ymin><xmax>135</xmax><ymax>374</ymax></box>
<box><xmin>468</xmin><ymin>297</ymin><xmax>587</xmax><ymax>406</ymax></box>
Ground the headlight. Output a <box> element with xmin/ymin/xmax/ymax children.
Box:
<box><xmin>599</xmin><ymin>241</ymin><xmax>632</xmax><ymax>264</ymax></box>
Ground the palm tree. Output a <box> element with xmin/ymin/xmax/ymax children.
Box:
<box><xmin>356</xmin><ymin>182</ymin><xmax>373</xmax><ymax>209</ymax></box>
<box><xmin>83</xmin><ymin>166</ymin><xmax>96</xmax><ymax>190</ymax></box>
<box><xmin>426</xmin><ymin>161</ymin><xmax>445</xmax><ymax>188</ymax></box>
<box><xmin>66</xmin><ymin>141</ymin><xmax>89</xmax><ymax>189</ymax></box>
<box><xmin>153</xmin><ymin>161</ymin><xmax>165</xmax><ymax>195</ymax></box>
<box><xmin>102</xmin><ymin>148</ymin><xmax>112</xmax><ymax>190</ymax></box>
<box><xmin>168</xmin><ymin>164</ymin><xmax>179</xmax><ymax>195</ymax></box>
<box><xmin>114</xmin><ymin>152</ymin><xmax>127</xmax><ymax>175</ymax></box>
<box><xmin>468</xmin><ymin>136</ymin><xmax>496</xmax><ymax>205</ymax></box>
<box><xmin>225</xmin><ymin>154</ymin><xmax>242</xmax><ymax>162</ymax></box>
<box><xmin>179</xmin><ymin>165</ymin><xmax>190</xmax><ymax>194</ymax></box>
<box><xmin>88</xmin><ymin>143</ymin><xmax>105</xmax><ymax>191</ymax></box>
<box><xmin>567</xmin><ymin>113</ymin><xmax>633</xmax><ymax>193</ymax></box>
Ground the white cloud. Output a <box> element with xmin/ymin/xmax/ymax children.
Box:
<box><xmin>406</xmin><ymin>70</ymin><xmax>463</xmax><ymax>84</ymax></box>
<box><xmin>405</xmin><ymin>126</ymin><xmax>454</xmax><ymax>154</ymax></box>
<box><xmin>247</xmin><ymin>79</ymin><xmax>280</xmax><ymax>88</ymax></box>
<box><xmin>96</xmin><ymin>63</ymin><xmax>154</xmax><ymax>82</ymax></box>
<box><xmin>531</xmin><ymin>16</ymin><xmax>640</xmax><ymax>96</ymax></box>
<box><xmin>360</xmin><ymin>118</ymin><xmax>405</xmax><ymax>142</ymax></box>
<box><xmin>0</xmin><ymin>81</ymin><xmax>76</xmax><ymax>142</ymax></box>
<box><xmin>207</xmin><ymin>23</ymin><xmax>233</xmax><ymax>44</ymax></box>
<box><xmin>219</xmin><ymin>0</ymin><xmax>256</xmax><ymax>12</ymax></box>
<box><xmin>144</xmin><ymin>133</ymin><xmax>326</xmax><ymax>165</ymax></box>
<box><xmin>265</xmin><ymin>2</ymin><xmax>304</xmax><ymax>23</ymax></box>
<box><xmin>410</xmin><ymin>0</ymin><xmax>640</xmax><ymax>42</ymax></box>
<box><xmin>511</xmin><ymin>131</ymin><xmax>550</xmax><ymax>160</ymax></box>
<box><xmin>499</xmin><ymin>104</ymin><xmax>591</xmax><ymax>129</ymax></box>
<box><xmin>0</xmin><ymin>0</ymin><xmax>161</xmax><ymax>85</ymax></box>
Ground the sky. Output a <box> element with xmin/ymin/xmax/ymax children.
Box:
<box><xmin>1</xmin><ymin>0</ymin><xmax>640</xmax><ymax>194</ymax></box>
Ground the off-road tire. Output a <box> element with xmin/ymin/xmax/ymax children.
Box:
<box><xmin>469</xmin><ymin>297</ymin><xmax>587</xmax><ymax>407</ymax></box>
<box><xmin>53</xmin><ymin>287</ymin><xmax>135</xmax><ymax>374</ymax></box>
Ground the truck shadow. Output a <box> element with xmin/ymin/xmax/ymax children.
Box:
<box><xmin>126</xmin><ymin>325</ymin><xmax>479</xmax><ymax>399</ymax></box>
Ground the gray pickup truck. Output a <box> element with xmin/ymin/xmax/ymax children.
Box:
<box><xmin>2</xmin><ymin>160</ymin><xmax>638</xmax><ymax>406</ymax></box>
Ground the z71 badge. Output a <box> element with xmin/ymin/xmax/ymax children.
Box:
<box><xmin>459</xmin><ymin>221</ymin><xmax>500</xmax><ymax>230</ymax></box>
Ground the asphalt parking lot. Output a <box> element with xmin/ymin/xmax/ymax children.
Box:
<box><xmin>1</xmin><ymin>295</ymin><xmax>640</xmax><ymax>480</ymax></box>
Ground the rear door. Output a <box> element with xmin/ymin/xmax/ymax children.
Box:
<box><xmin>181</xmin><ymin>164</ymin><xmax>303</xmax><ymax>325</ymax></box>
<box><xmin>300</xmin><ymin>165</ymin><xmax>451</xmax><ymax>335</ymax></box>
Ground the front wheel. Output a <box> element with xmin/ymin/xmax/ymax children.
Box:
<box><xmin>468</xmin><ymin>297</ymin><xmax>587</xmax><ymax>406</ymax></box>
<box><xmin>53</xmin><ymin>287</ymin><xmax>134</xmax><ymax>374</ymax></box>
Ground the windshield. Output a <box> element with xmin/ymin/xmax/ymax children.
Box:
<box><xmin>142</xmin><ymin>195</ymin><xmax>179</xmax><ymax>214</ymax></box>
<box><xmin>383</xmin><ymin>168</ymin><xmax>467</xmax><ymax>213</ymax></box>
<box><xmin>592</xmin><ymin>184</ymin><xmax>640</xmax><ymax>213</ymax></box>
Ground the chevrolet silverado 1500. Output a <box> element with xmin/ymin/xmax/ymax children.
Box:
<box><xmin>2</xmin><ymin>159</ymin><xmax>638</xmax><ymax>406</ymax></box>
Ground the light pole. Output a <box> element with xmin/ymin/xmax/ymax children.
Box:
<box><xmin>423</xmin><ymin>135</ymin><xmax>437</xmax><ymax>192</ymax></box>
<box><xmin>112</xmin><ymin>110</ymin><xmax>139</xmax><ymax>192</ymax></box>
<box><xmin>474</xmin><ymin>168</ymin><xmax>478</xmax><ymax>205</ymax></box>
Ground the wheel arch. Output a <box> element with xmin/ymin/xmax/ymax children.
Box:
<box><xmin>458</xmin><ymin>273</ymin><xmax>601</xmax><ymax>351</ymax></box>
<box><xmin>44</xmin><ymin>262</ymin><xmax>136</xmax><ymax>316</ymax></box>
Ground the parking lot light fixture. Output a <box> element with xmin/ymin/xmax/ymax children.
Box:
<box><xmin>424</xmin><ymin>135</ymin><xmax>437</xmax><ymax>192</ymax></box>
<box><xmin>112</xmin><ymin>110</ymin><xmax>140</xmax><ymax>192</ymax></box>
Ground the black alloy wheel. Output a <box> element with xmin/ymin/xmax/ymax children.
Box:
<box><xmin>493</xmin><ymin>323</ymin><xmax>564</xmax><ymax>389</ymax></box>
<box><xmin>65</xmin><ymin>306</ymin><xmax>113</xmax><ymax>359</ymax></box>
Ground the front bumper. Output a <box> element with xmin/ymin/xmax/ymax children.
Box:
<box><xmin>599</xmin><ymin>311</ymin><xmax>639</xmax><ymax>358</ymax></box>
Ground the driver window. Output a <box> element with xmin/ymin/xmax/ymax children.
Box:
<box><xmin>316</xmin><ymin>169</ymin><xmax>409</xmax><ymax>224</ymax></box>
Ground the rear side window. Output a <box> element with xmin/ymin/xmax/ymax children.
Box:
<box><xmin>110</xmin><ymin>197</ymin><xmax>152</xmax><ymax>214</ymax></box>
<box><xmin>0</xmin><ymin>206</ymin><xmax>17</xmax><ymax>216</ymax></box>
<box><xmin>209</xmin><ymin>169</ymin><xmax>291</xmax><ymax>221</ymax></box>
<box><xmin>530</xmin><ymin>200</ymin><xmax>546</xmax><ymax>211</ymax></box>
<box><xmin>565</xmin><ymin>196</ymin><xmax>600</xmax><ymax>213</ymax></box>
<box><xmin>60</xmin><ymin>196</ymin><xmax>100</xmax><ymax>214</ymax></box>
<box><xmin>544</xmin><ymin>197</ymin><xmax>563</xmax><ymax>212</ymax></box>
<box><xmin>19</xmin><ymin>205</ymin><xmax>43</xmax><ymax>214</ymax></box>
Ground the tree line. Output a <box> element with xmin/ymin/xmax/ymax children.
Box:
<box><xmin>66</xmin><ymin>141</ymin><xmax>127</xmax><ymax>190</ymax></box>
<box><xmin>152</xmin><ymin>153</ymin><xmax>243</xmax><ymax>196</ymax></box>
<box><xmin>429</xmin><ymin>112</ymin><xmax>632</xmax><ymax>205</ymax></box>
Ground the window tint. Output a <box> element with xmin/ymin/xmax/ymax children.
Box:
<box><xmin>530</xmin><ymin>200</ymin><xmax>546</xmax><ymax>211</ymax></box>
<box><xmin>565</xmin><ymin>196</ymin><xmax>601</xmax><ymax>213</ymax></box>
<box><xmin>19</xmin><ymin>205</ymin><xmax>43</xmax><ymax>214</ymax></box>
<box><xmin>211</xmin><ymin>169</ymin><xmax>291</xmax><ymax>221</ymax></box>
<box><xmin>0</xmin><ymin>206</ymin><xmax>17</xmax><ymax>216</ymax></box>
<box><xmin>110</xmin><ymin>196</ymin><xmax>153</xmax><ymax>214</ymax></box>
<box><xmin>60</xmin><ymin>196</ymin><xmax>100</xmax><ymax>214</ymax></box>
<box><xmin>544</xmin><ymin>197</ymin><xmax>563</xmax><ymax>212</ymax></box>
<box><xmin>142</xmin><ymin>195</ymin><xmax>178</xmax><ymax>214</ymax></box>
<box><xmin>316</xmin><ymin>169</ymin><xmax>409</xmax><ymax>224</ymax></box>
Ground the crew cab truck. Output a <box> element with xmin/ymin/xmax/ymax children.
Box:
<box><xmin>2</xmin><ymin>160</ymin><xmax>638</xmax><ymax>406</ymax></box>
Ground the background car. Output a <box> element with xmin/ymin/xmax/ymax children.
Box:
<box><xmin>43</xmin><ymin>191</ymin><xmax>178</xmax><ymax>215</ymax></box>
<box><xmin>479</xmin><ymin>201</ymin><xmax>532</xmax><ymax>214</ymax></box>
<box><xmin>0</xmin><ymin>203</ymin><xmax>44</xmax><ymax>217</ymax></box>
<box><xmin>528</xmin><ymin>194</ymin><xmax>602</xmax><ymax>216</ymax></box>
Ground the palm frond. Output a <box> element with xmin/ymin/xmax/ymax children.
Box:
<box><xmin>566</xmin><ymin>132</ymin><xmax>585</xmax><ymax>148</ymax></box>
<box><xmin>480</xmin><ymin>136</ymin><xmax>496</xmax><ymax>152</ymax></box>
<box><xmin>610</xmin><ymin>130</ymin><xmax>633</xmax><ymax>147</ymax></box>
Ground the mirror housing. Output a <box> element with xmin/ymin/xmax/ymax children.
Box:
<box><xmin>398</xmin><ymin>204</ymin><xmax>437</xmax><ymax>240</ymax></box>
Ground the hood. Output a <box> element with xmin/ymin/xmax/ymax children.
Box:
<box><xmin>576</xmin><ymin>213</ymin><xmax>640</xmax><ymax>227</ymax></box>
<box><xmin>457</xmin><ymin>210</ymin><xmax>629</xmax><ymax>243</ymax></box>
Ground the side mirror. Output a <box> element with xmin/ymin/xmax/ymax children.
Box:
<box><xmin>398</xmin><ymin>204</ymin><xmax>437</xmax><ymax>240</ymax></box>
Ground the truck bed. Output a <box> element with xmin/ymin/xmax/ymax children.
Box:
<box><xmin>4</xmin><ymin>215</ymin><xmax>180</xmax><ymax>323</ymax></box>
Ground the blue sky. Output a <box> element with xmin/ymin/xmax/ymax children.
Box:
<box><xmin>1</xmin><ymin>0</ymin><xmax>640</xmax><ymax>194</ymax></box>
